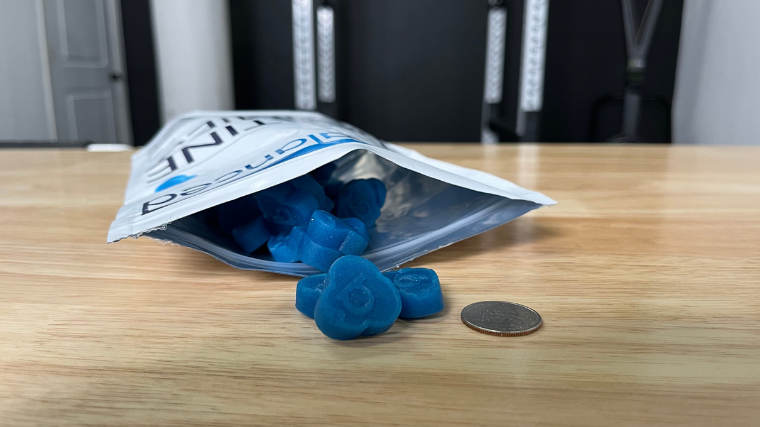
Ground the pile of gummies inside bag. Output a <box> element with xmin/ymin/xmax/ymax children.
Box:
<box><xmin>212</xmin><ymin>162</ymin><xmax>445</xmax><ymax>340</ymax></box>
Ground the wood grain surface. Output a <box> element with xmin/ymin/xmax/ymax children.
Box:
<box><xmin>1</xmin><ymin>145</ymin><xmax>759</xmax><ymax>426</ymax></box>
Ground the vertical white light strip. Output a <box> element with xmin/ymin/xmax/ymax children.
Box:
<box><xmin>518</xmin><ymin>0</ymin><xmax>549</xmax><ymax>113</ymax></box>
<box><xmin>484</xmin><ymin>8</ymin><xmax>507</xmax><ymax>104</ymax></box>
<box><xmin>316</xmin><ymin>5</ymin><xmax>335</xmax><ymax>103</ymax></box>
<box><xmin>292</xmin><ymin>0</ymin><xmax>316</xmax><ymax>110</ymax></box>
<box><xmin>481</xmin><ymin>6</ymin><xmax>507</xmax><ymax>144</ymax></box>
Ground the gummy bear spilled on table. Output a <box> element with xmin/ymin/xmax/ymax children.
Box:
<box><xmin>314</xmin><ymin>256</ymin><xmax>401</xmax><ymax>340</ymax></box>
<box><xmin>384</xmin><ymin>268</ymin><xmax>444</xmax><ymax>318</ymax></box>
<box><xmin>295</xmin><ymin>273</ymin><xmax>327</xmax><ymax>318</ymax></box>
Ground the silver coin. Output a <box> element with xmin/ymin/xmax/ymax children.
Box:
<box><xmin>461</xmin><ymin>301</ymin><xmax>542</xmax><ymax>336</ymax></box>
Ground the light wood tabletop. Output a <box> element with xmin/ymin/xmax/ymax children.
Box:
<box><xmin>1</xmin><ymin>144</ymin><xmax>759</xmax><ymax>426</ymax></box>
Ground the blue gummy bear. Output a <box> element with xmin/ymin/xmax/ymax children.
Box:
<box><xmin>383</xmin><ymin>268</ymin><xmax>444</xmax><ymax>319</ymax></box>
<box><xmin>231</xmin><ymin>217</ymin><xmax>272</xmax><ymax>253</ymax></box>
<box><xmin>291</xmin><ymin>175</ymin><xmax>334</xmax><ymax>212</ymax></box>
<box><xmin>310</xmin><ymin>162</ymin><xmax>336</xmax><ymax>185</ymax></box>
<box><xmin>267</xmin><ymin>211</ymin><xmax>368</xmax><ymax>269</ymax></box>
<box><xmin>314</xmin><ymin>256</ymin><xmax>401</xmax><ymax>340</ymax></box>
<box><xmin>310</xmin><ymin>163</ymin><xmax>343</xmax><ymax>199</ymax></box>
<box><xmin>295</xmin><ymin>273</ymin><xmax>327</xmax><ymax>318</ymax></box>
<box><xmin>323</xmin><ymin>181</ymin><xmax>344</xmax><ymax>200</ymax></box>
<box><xmin>298</xmin><ymin>210</ymin><xmax>369</xmax><ymax>271</ymax></box>
<box><xmin>257</xmin><ymin>182</ymin><xmax>319</xmax><ymax>234</ymax></box>
<box><xmin>217</xmin><ymin>195</ymin><xmax>261</xmax><ymax>233</ymax></box>
<box><xmin>268</xmin><ymin>226</ymin><xmax>305</xmax><ymax>263</ymax></box>
<box><xmin>335</xmin><ymin>178</ymin><xmax>386</xmax><ymax>228</ymax></box>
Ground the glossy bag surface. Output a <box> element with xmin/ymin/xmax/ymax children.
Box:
<box><xmin>108</xmin><ymin>110</ymin><xmax>555</xmax><ymax>276</ymax></box>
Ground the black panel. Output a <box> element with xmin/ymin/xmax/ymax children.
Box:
<box><xmin>335</xmin><ymin>0</ymin><xmax>488</xmax><ymax>142</ymax></box>
<box><xmin>541</xmin><ymin>0</ymin><xmax>683</xmax><ymax>142</ymax></box>
<box><xmin>120</xmin><ymin>0</ymin><xmax>160</xmax><ymax>146</ymax></box>
<box><xmin>230</xmin><ymin>0</ymin><xmax>295</xmax><ymax>110</ymax></box>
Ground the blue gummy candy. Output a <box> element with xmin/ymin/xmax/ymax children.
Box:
<box><xmin>383</xmin><ymin>268</ymin><xmax>444</xmax><ymax>318</ymax></box>
<box><xmin>268</xmin><ymin>226</ymin><xmax>305</xmax><ymax>263</ymax></box>
<box><xmin>335</xmin><ymin>178</ymin><xmax>386</xmax><ymax>227</ymax></box>
<box><xmin>310</xmin><ymin>162</ymin><xmax>336</xmax><ymax>185</ymax></box>
<box><xmin>257</xmin><ymin>183</ymin><xmax>319</xmax><ymax>233</ymax></box>
<box><xmin>291</xmin><ymin>175</ymin><xmax>334</xmax><ymax>212</ymax></box>
<box><xmin>295</xmin><ymin>273</ymin><xmax>327</xmax><ymax>318</ymax></box>
<box><xmin>314</xmin><ymin>256</ymin><xmax>401</xmax><ymax>340</ymax></box>
<box><xmin>298</xmin><ymin>210</ymin><xmax>369</xmax><ymax>271</ymax></box>
<box><xmin>217</xmin><ymin>195</ymin><xmax>260</xmax><ymax>233</ymax></box>
<box><xmin>310</xmin><ymin>163</ymin><xmax>343</xmax><ymax>199</ymax></box>
<box><xmin>267</xmin><ymin>211</ymin><xmax>368</xmax><ymax>270</ymax></box>
<box><xmin>231</xmin><ymin>217</ymin><xmax>272</xmax><ymax>253</ymax></box>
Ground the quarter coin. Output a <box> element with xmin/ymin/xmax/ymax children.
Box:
<box><xmin>461</xmin><ymin>301</ymin><xmax>542</xmax><ymax>336</ymax></box>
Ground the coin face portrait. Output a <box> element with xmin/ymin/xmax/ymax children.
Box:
<box><xmin>461</xmin><ymin>301</ymin><xmax>542</xmax><ymax>336</ymax></box>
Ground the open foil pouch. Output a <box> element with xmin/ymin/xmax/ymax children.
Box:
<box><xmin>108</xmin><ymin>111</ymin><xmax>556</xmax><ymax>276</ymax></box>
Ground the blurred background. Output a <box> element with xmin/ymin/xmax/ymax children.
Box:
<box><xmin>0</xmin><ymin>0</ymin><xmax>757</xmax><ymax>147</ymax></box>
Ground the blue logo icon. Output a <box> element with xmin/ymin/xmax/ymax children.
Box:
<box><xmin>155</xmin><ymin>174</ymin><xmax>196</xmax><ymax>192</ymax></box>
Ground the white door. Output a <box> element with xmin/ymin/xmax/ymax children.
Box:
<box><xmin>42</xmin><ymin>0</ymin><xmax>131</xmax><ymax>145</ymax></box>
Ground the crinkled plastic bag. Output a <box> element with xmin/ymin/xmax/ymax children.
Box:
<box><xmin>108</xmin><ymin>111</ymin><xmax>556</xmax><ymax>276</ymax></box>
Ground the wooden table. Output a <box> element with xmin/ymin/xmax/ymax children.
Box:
<box><xmin>1</xmin><ymin>145</ymin><xmax>759</xmax><ymax>426</ymax></box>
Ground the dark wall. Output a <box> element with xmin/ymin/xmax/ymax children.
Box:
<box><xmin>230</xmin><ymin>0</ymin><xmax>295</xmax><ymax>110</ymax></box>
<box><xmin>120</xmin><ymin>0</ymin><xmax>160</xmax><ymax>146</ymax></box>
<box><xmin>542</xmin><ymin>0</ymin><xmax>683</xmax><ymax>142</ymax></box>
<box><xmin>227</xmin><ymin>0</ymin><xmax>683</xmax><ymax>143</ymax></box>
<box><xmin>335</xmin><ymin>0</ymin><xmax>488</xmax><ymax>142</ymax></box>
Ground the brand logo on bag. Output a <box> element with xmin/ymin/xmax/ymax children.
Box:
<box><xmin>146</xmin><ymin>116</ymin><xmax>290</xmax><ymax>184</ymax></box>
<box><xmin>141</xmin><ymin>132</ymin><xmax>367</xmax><ymax>215</ymax></box>
<box><xmin>155</xmin><ymin>174</ymin><xmax>196</xmax><ymax>192</ymax></box>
